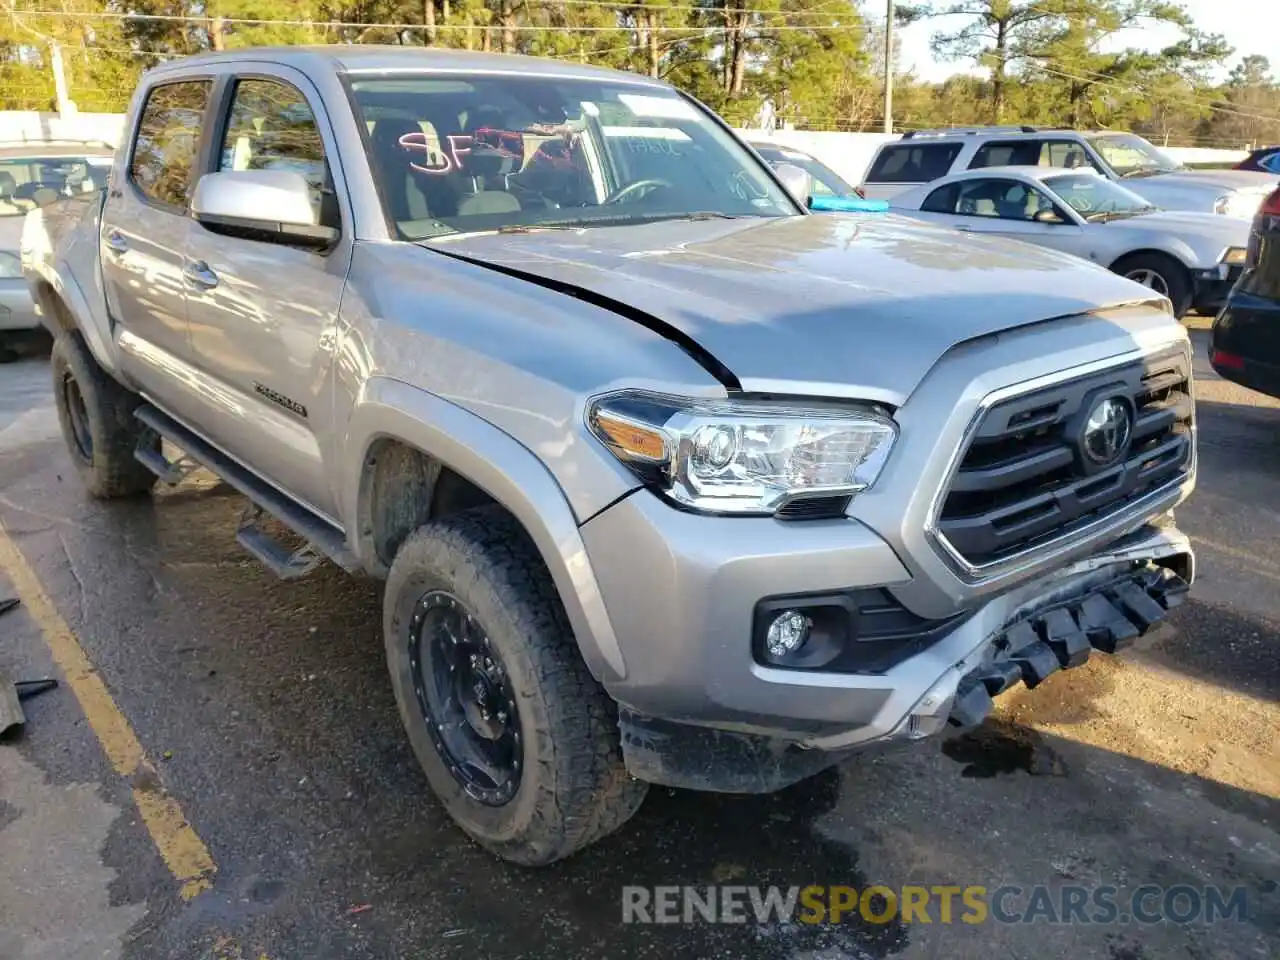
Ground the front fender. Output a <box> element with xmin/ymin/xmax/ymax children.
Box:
<box><xmin>341</xmin><ymin>376</ymin><xmax>628</xmax><ymax>684</ymax></box>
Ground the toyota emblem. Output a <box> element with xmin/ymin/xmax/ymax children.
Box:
<box><xmin>1081</xmin><ymin>396</ymin><xmax>1133</xmax><ymax>466</ymax></box>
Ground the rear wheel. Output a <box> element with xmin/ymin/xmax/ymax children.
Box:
<box><xmin>1112</xmin><ymin>252</ymin><xmax>1192</xmax><ymax>318</ymax></box>
<box><xmin>50</xmin><ymin>332</ymin><xmax>157</xmax><ymax>498</ymax></box>
<box><xmin>383</xmin><ymin>506</ymin><xmax>646</xmax><ymax>865</ymax></box>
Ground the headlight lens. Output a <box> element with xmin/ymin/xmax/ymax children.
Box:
<box><xmin>1222</xmin><ymin>246</ymin><xmax>1249</xmax><ymax>265</ymax></box>
<box><xmin>588</xmin><ymin>391</ymin><xmax>896</xmax><ymax>515</ymax></box>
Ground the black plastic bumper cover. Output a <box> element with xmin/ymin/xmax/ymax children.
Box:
<box><xmin>948</xmin><ymin>563</ymin><xmax>1189</xmax><ymax>728</ymax></box>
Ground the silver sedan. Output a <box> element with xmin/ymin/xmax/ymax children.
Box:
<box><xmin>891</xmin><ymin>165</ymin><xmax>1251</xmax><ymax>317</ymax></box>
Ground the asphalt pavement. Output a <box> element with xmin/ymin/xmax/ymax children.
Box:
<box><xmin>0</xmin><ymin>328</ymin><xmax>1276</xmax><ymax>960</ymax></box>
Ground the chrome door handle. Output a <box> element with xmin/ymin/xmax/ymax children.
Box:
<box><xmin>956</xmin><ymin>225</ymin><xmax>974</xmax><ymax>233</ymax></box>
<box><xmin>183</xmin><ymin>261</ymin><xmax>219</xmax><ymax>290</ymax></box>
<box><xmin>105</xmin><ymin>230</ymin><xmax>129</xmax><ymax>254</ymax></box>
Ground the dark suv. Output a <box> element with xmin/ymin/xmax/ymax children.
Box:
<box><xmin>1211</xmin><ymin>186</ymin><xmax>1280</xmax><ymax>398</ymax></box>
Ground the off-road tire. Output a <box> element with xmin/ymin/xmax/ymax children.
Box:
<box><xmin>1112</xmin><ymin>252</ymin><xmax>1192</xmax><ymax>319</ymax></box>
<box><xmin>383</xmin><ymin>506</ymin><xmax>646</xmax><ymax>865</ymax></box>
<box><xmin>50</xmin><ymin>332</ymin><xmax>157</xmax><ymax>498</ymax></box>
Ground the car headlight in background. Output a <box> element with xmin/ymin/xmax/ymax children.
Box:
<box><xmin>588</xmin><ymin>391</ymin><xmax>896</xmax><ymax>516</ymax></box>
<box><xmin>1222</xmin><ymin>246</ymin><xmax>1249</xmax><ymax>265</ymax></box>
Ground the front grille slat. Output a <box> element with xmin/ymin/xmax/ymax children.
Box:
<box><xmin>937</xmin><ymin>349</ymin><xmax>1194</xmax><ymax>569</ymax></box>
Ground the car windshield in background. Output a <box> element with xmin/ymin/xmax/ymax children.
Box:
<box><xmin>1043</xmin><ymin>173</ymin><xmax>1157</xmax><ymax>222</ymax></box>
<box><xmin>1087</xmin><ymin>134</ymin><xmax>1183</xmax><ymax>178</ymax></box>
<box><xmin>0</xmin><ymin>155</ymin><xmax>112</xmax><ymax>217</ymax></box>
<box><xmin>756</xmin><ymin>146</ymin><xmax>855</xmax><ymax>197</ymax></box>
<box><xmin>347</xmin><ymin>76</ymin><xmax>796</xmax><ymax>240</ymax></box>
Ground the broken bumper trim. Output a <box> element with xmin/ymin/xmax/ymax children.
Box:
<box><xmin>947</xmin><ymin>563</ymin><xmax>1188</xmax><ymax>728</ymax></box>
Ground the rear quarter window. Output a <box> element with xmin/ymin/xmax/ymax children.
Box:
<box><xmin>866</xmin><ymin>143</ymin><xmax>962</xmax><ymax>183</ymax></box>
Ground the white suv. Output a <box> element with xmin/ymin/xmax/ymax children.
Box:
<box><xmin>860</xmin><ymin>126</ymin><xmax>1277</xmax><ymax>218</ymax></box>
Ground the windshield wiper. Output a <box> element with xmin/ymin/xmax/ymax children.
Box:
<box><xmin>1119</xmin><ymin>166</ymin><xmax>1168</xmax><ymax>179</ymax></box>
<box><xmin>1086</xmin><ymin>210</ymin><xmax>1138</xmax><ymax>223</ymax></box>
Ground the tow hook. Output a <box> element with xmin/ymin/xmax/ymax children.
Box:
<box><xmin>948</xmin><ymin>564</ymin><xmax>1189</xmax><ymax>728</ymax></box>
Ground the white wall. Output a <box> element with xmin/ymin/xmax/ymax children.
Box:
<box><xmin>740</xmin><ymin>129</ymin><xmax>1249</xmax><ymax>185</ymax></box>
<box><xmin>0</xmin><ymin>111</ymin><xmax>126</xmax><ymax>147</ymax></box>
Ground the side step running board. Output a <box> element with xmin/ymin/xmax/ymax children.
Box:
<box><xmin>133</xmin><ymin>404</ymin><xmax>361</xmax><ymax>576</ymax></box>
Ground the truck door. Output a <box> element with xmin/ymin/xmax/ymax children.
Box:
<box><xmin>182</xmin><ymin>67</ymin><xmax>351</xmax><ymax>521</ymax></box>
<box><xmin>102</xmin><ymin>79</ymin><xmax>212</xmax><ymax>397</ymax></box>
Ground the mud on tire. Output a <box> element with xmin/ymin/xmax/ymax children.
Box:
<box><xmin>383</xmin><ymin>505</ymin><xmax>647</xmax><ymax>865</ymax></box>
<box><xmin>50</xmin><ymin>331</ymin><xmax>157</xmax><ymax>498</ymax></box>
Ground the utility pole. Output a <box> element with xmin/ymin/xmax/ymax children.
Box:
<box><xmin>883</xmin><ymin>0</ymin><xmax>894</xmax><ymax>134</ymax></box>
<box><xmin>48</xmin><ymin>41</ymin><xmax>73</xmax><ymax>117</ymax></box>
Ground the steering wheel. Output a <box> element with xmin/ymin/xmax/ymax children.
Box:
<box><xmin>605</xmin><ymin>178</ymin><xmax>673</xmax><ymax>204</ymax></box>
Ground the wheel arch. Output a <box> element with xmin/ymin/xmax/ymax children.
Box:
<box><xmin>344</xmin><ymin>377</ymin><xmax>627</xmax><ymax>685</ymax></box>
<box><xmin>28</xmin><ymin>263</ymin><xmax>122</xmax><ymax>378</ymax></box>
<box><xmin>1108</xmin><ymin>245</ymin><xmax>1194</xmax><ymax>275</ymax></box>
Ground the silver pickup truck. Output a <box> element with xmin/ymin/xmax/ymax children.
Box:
<box><xmin>25</xmin><ymin>46</ymin><xmax>1197</xmax><ymax>865</ymax></box>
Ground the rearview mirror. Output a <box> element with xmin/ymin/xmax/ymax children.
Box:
<box><xmin>191</xmin><ymin>170</ymin><xmax>337</xmax><ymax>248</ymax></box>
<box><xmin>1034</xmin><ymin>208</ymin><xmax>1065</xmax><ymax>224</ymax></box>
<box><xmin>772</xmin><ymin>162</ymin><xmax>813</xmax><ymax>206</ymax></box>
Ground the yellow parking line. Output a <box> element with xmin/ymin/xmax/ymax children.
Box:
<box><xmin>0</xmin><ymin>518</ymin><xmax>216</xmax><ymax>900</ymax></box>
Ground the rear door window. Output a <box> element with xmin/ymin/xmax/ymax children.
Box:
<box><xmin>129</xmin><ymin>80</ymin><xmax>213</xmax><ymax>209</ymax></box>
<box><xmin>867</xmin><ymin>143</ymin><xmax>962</xmax><ymax>183</ymax></box>
<box><xmin>969</xmin><ymin>140</ymin><xmax>1042</xmax><ymax>169</ymax></box>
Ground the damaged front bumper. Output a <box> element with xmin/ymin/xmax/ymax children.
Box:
<box><xmin>805</xmin><ymin>522</ymin><xmax>1193</xmax><ymax>751</ymax></box>
<box><xmin>614</xmin><ymin>522</ymin><xmax>1192</xmax><ymax>792</ymax></box>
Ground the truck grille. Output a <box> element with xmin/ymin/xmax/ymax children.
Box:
<box><xmin>936</xmin><ymin>348</ymin><xmax>1193</xmax><ymax>570</ymax></box>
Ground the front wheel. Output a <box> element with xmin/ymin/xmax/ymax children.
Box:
<box><xmin>1112</xmin><ymin>253</ymin><xmax>1192</xmax><ymax>319</ymax></box>
<box><xmin>383</xmin><ymin>506</ymin><xmax>647</xmax><ymax>865</ymax></box>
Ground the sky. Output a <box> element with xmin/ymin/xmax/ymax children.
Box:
<box><xmin>896</xmin><ymin>0</ymin><xmax>1280</xmax><ymax>84</ymax></box>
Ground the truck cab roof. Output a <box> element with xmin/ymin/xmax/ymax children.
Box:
<box><xmin>146</xmin><ymin>44</ymin><xmax>667</xmax><ymax>87</ymax></box>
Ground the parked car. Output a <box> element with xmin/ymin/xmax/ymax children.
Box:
<box><xmin>1234</xmin><ymin>146</ymin><xmax>1280</xmax><ymax>174</ymax></box>
<box><xmin>749</xmin><ymin>141</ymin><xmax>866</xmax><ymax>198</ymax></box>
<box><xmin>1211</xmin><ymin>186</ymin><xmax>1280</xmax><ymax>397</ymax></box>
<box><xmin>28</xmin><ymin>47</ymin><xmax>1196</xmax><ymax>866</ymax></box>
<box><xmin>860</xmin><ymin>126</ymin><xmax>1276</xmax><ymax>219</ymax></box>
<box><xmin>891</xmin><ymin>165</ymin><xmax>1250</xmax><ymax>317</ymax></box>
<box><xmin>0</xmin><ymin>140</ymin><xmax>113</xmax><ymax>360</ymax></box>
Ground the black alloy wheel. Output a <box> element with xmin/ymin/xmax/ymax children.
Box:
<box><xmin>407</xmin><ymin>589</ymin><xmax>523</xmax><ymax>806</ymax></box>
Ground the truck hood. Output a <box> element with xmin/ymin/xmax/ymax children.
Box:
<box><xmin>425</xmin><ymin>214</ymin><xmax>1163</xmax><ymax>403</ymax></box>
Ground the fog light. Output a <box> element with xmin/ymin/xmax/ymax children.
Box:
<box><xmin>765</xmin><ymin>610</ymin><xmax>810</xmax><ymax>658</ymax></box>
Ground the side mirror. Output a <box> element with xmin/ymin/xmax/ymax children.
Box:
<box><xmin>772</xmin><ymin>162</ymin><xmax>813</xmax><ymax>206</ymax></box>
<box><xmin>191</xmin><ymin>170</ymin><xmax>337</xmax><ymax>248</ymax></box>
<box><xmin>1034</xmin><ymin>208</ymin><xmax>1065</xmax><ymax>224</ymax></box>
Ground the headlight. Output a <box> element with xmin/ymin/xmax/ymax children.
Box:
<box><xmin>587</xmin><ymin>391</ymin><xmax>896</xmax><ymax>515</ymax></box>
<box><xmin>1222</xmin><ymin>246</ymin><xmax>1249</xmax><ymax>265</ymax></box>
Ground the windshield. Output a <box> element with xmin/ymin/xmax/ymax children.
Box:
<box><xmin>348</xmin><ymin>75</ymin><xmax>796</xmax><ymax>240</ymax></box>
<box><xmin>1087</xmin><ymin>134</ymin><xmax>1183</xmax><ymax>178</ymax></box>
<box><xmin>0</xmin><ymin>155</ymin><xmax>112</xmax><ymax>217</ymax></box>
<box><xmin>1043</xmin><ymin>173</ymin><xmax>1158</xmax><ymax>221</ymax></box>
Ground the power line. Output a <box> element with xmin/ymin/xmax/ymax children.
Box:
<box><xmin>1023</xmin><ymin>60</ymin><xmax>1280</xmax><ymax>127</ymax></box>
<box><xmin>5</xmin><ymin>5</ymin><xmax>866</xmax><ymax>31</ymax></box>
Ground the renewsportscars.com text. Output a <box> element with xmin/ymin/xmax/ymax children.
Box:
<box><xmin>622</xmin><ymin>884</ymin><xmax>1250</xmax><ymax>926</ymax></box>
